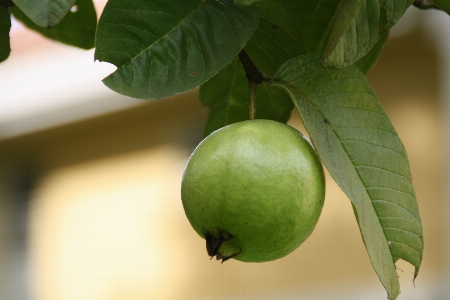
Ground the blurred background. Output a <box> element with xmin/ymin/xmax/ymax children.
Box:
<box><xmin>0</xmin><ymin>3</ymin><xmax>449</xmax><ymax>300</ymax></box>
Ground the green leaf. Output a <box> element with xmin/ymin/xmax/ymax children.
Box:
<box><xmin>322</xmin><ymin>0</ymin><xmax>414</xmax><ymax>68</ymax></box>
<box><xmin>273</xmin><ymin>54</ymin><xmax>423</xmax><ymax>300</ymax></box>
<box><xmin>12</xmin><ymin>0</ymin><xmax>76</xmax><ymax>28</ymax></box>
<box><xmin>200</xmin><ymin>58</ymin><xmax>249</xmax><ymax>136</ymax></box>
<box><xmin>10</xmin><ymin>0</ymin><xmax>96</xmax><ymax>49</ymax></box>
<box><xmin>200</xmin><ymin>57</ymin><xmax>293</xmax><ymax>136</ymax></box>
<box><xmin>322</xmin><ymin>0</ymin><xmax>364</xmax><ymax>65</ymax></box>
<box><xmin>434</xmin><ymin>0</ymin><xmax>450</xmax><ymax>14</ymax></box>
<box><xmin>284</xmin><ymin>0</ymin><xmax>342</xmax><ymax>54</ymax></box>
<box><xmin>355</xmin><ymin>29</ymin><xmax>389</xmax><ymax>74</ymax></box>
<box><xmin>244</xmin><ymin>0</ymin><xmax>306</xmax><ymax>75</ymax></box>
<box><xmin>95</xmin><ymin>0</ymin><xmax>259</xmax><ymax>100</ymax></box>
<box><xmin>0</xmin><ymin>7</ymin><xmax>11</xmax><ymax>62</ymax></box>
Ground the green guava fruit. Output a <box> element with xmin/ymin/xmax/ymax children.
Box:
<box><xmin>181</xmin><ymin>119</ymin><xmax>325</xmax><ymax>263</ymax></box>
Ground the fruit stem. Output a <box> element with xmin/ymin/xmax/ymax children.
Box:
<box><xmin>238</xmin><ymin>49</ymin><xmax>262</xmax><ymax>120</ymax></box>
<box><xmin>249</xmin><ymin>81</ymin><xmax>257</xmax><ymax>120</ymax></box>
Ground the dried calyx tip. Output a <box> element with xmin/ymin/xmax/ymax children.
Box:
<box><xmin>205</xmin><ymin>231</ymin><xmax>240</xmax><ymax>263</ymax></box>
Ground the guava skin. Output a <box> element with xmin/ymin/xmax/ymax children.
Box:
<box><xmin>181</xmin><ymin>119</ymin><xmax>325</xmax><ymax>262</ymax></box>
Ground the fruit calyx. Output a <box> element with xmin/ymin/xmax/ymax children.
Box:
<box><xmin>205</xmin><ymin>231</ymin><xmax>241</xmax><ymax>263</ymax></box>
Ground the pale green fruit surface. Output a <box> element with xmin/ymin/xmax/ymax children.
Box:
<box><xmin>181</xmin><ymin>119</ymin><xmax>325</xmax><ymax>262</ymax></box>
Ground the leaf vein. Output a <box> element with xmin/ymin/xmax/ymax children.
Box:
<box><xmin>355</xmin><ymin>165</ymin><xmax>410</xmax><ymax>181</ymax></box>
<box><xmin>372</xmin><ymin>199</ymin><xmax>420</xmax><ymax>223</ymax></box>
<box><xmin>368</xmin><ymin>186</ymin><xmax>414</xmax><ymax>199</ymax></box>
<box><xmin>341</xmin><ymin>138</ymin><xmax>408</xmax><ymax>165</ymax></box>
<box><xmin>383</xmin><ymin>227</ymin><xmax>422</xmax><ymax>239</ymax></box>
<box><xmin>389</xmin><ymin>241</ymin><xmax>422</xmax><ymax>256</ymax></box>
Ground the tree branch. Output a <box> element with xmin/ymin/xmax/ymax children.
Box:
<box><xmin>238</xmin><ymin>49</ymin><xmax>263</xmax><ymax>84</ymax></box>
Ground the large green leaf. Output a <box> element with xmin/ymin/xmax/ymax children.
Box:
<box><xmin>200</xmin><ymin>57</ymin><xmax>293</xmax><ymax>136</ymax></box>
<box><xmin>273</xmin><ymin>54</ymin><xmax>423</xmax><ymax>300</ymax></box>
<box><xmin>199</xmin><ymin>0</ymin><xmax>303</xmax><ymax>134</ymax></box>
<box><xmin>10</xmin><ymin>0</ymin><xmax>96</xmax><ymax>49</ymax></box>
<box><xmin>12</xmin><ymin>0</ymin><xmax>76</xmax><ymax>28</ymax></box>
<box><xmin>0</xmin><ymin>7</ymin><xmax>11</xmax><ymax>62</ymax></box>
<box><xmin>95</xmin><ymin>0</ymin><xmax>259</xmax><ymax>100</ymax></box>
<box><xmin>323</xmin><ymin>0</ymin><xmax>414</xmax><ymax>68</ymax></box>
